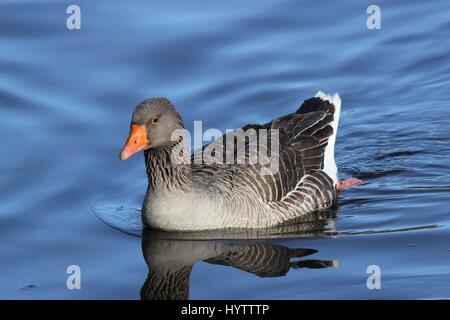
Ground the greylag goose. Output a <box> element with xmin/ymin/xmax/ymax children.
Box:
<box><xmin>119</xmin><ymin>91</ymin><xmax>359</xmax><ymax>231</ymax></box>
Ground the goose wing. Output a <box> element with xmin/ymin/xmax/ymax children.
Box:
<box><xmin>191</xmin><ymin>93</ymin><xmax>340</xmax><ymax>204</ymax></box>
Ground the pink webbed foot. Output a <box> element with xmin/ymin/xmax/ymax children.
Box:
<box><xmin>336</xmin><ymin>178</ymin><xmax>363</xmax><ymax>191</ymax></box>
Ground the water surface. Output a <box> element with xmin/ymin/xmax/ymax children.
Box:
<box><xmin>1</xmin><ymin>0</ymin><xmax>449</xmax><ymax>299</ymax></box>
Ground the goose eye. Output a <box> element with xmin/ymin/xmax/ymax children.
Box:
<box><xmin>151</xmin><ymin>117</ymin><xmax>159</xmax><ymax>124</ymax></box>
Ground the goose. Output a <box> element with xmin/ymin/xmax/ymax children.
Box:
<box><xmin>119</xmin><ymin>91</ymin><xmax>360</xmax><ymax>231</ymax></box>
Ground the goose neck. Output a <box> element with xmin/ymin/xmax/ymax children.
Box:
<box><xmin>144</xmin><ymin>141</ymin><xmax>192</xmax><ymax>192</ymax></box>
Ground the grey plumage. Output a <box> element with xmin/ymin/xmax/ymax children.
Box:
<box><xmin>123</xmin><ymin>92</ymin><xmax>342</xmax><ymax>230</ymax></box>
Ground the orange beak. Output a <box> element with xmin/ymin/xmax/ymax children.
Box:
<box><xmin>119</xmin><ymin>124</ymin><xmax>150</xmax><ymax>160</ymax></box>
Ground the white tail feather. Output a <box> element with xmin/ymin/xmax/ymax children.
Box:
<box><xmin>315</xmin><ymin>91</ymin><xmax>341</xmax><ymax>184</ymax></box>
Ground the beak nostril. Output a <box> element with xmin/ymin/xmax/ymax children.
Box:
<box><xmin>134</xmin><ymin>140</ymin><xmax>137</xmax><ymax>144</ymax></box>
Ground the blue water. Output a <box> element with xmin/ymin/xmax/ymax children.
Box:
<box><xmin>1</xmin><ymin>0</ymin><xmax>449</xmax><ymax>299</ymax></box>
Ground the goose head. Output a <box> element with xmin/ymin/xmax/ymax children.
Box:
<box><xmin>119</xmin><ymin>97</ymin><xmax>184</xmax><ymax>160</ymax></box>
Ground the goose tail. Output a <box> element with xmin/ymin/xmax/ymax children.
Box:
<box><xmin>315</xmin><ymin>91</ymin><xmax>341</xmax><ymax>184</ymax></box>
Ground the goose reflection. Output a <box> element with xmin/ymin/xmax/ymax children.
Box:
<box><xmin>140</xmin><ymin>210</ymin><xmax>339</xmax><ymax>300</ymax></box>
